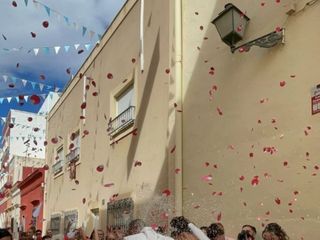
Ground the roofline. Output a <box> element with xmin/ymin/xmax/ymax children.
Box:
<box><xmin>48</xmin><ymin>0</ymin><xmax>139</xmax><ymax>120</ymax></box>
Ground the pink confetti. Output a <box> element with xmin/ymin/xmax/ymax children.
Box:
<box><xmin>30</xmin><ymin>95</ymin><xmax>41</xmax><ymax>105</ymax></box>
<box><xmin>162</xmin><ymin>189</ymin><xmax>171</xmax><ymax>196</ymax></box>
<box><xmin>202</xmin><ymin>174</ymin><xmax>213</xmax><ymax>182</ymax></box>
<box><xmin>216</xmin><ymin>212</ymin><xmax>222</xmax><ymax>221</ymax></box>
<box><xmin>175</xmin><ymin>168</ymin><xmax>181</xmax><ymax>174</ymax></box>
<box><xmin>51</xmin><ymin>137</ymin><xmax>58</xmax><ymax>144</ymax></box>
<box><xmin>251</xmin><ymin>176</ymin><xmax>259</xmax><ymax>186</ymax></box>
<box><xmin>239</xmin><ymin>175</ymin><xmax>245</xmax><ymax>181</ymax></box>
<box><xmin>279</xmin><ymin>81</ymin><xmax>286</xmax><ymax>87</ymax></box>
<box><xmin>80</xmin><ymin>102</ymin><xmax>87</xmax><ymax>109</ymax></box>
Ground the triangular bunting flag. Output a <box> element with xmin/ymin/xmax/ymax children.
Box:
<box><xmin>43</xmin><ymin>47</ymin><xmax>50</xmax><ymax>55</ymax></box>
<box><xmin>22</xmin><ymin>137</ymin><xmax>25</xmax><ymax>141</ymax></box>
<box><xmin>74</xmin><ymin>44</ymin><xmax>80</xmax><ymax>50</ymax></box>
<box><xmin>31</xmin><ymin>82</ymin><xmax>36</xmax><ymax>89</ymax></box>
<box><xmin>7</xmin><ymin>97</ymin><xmax>12</xmax><ymax>103</ymax></box>
<box><xmin>34</xmin><ymin>48</ymin><xmax>39</xmax><ymax>56</ymax></box>
<box><xmin>11</xmin><ymin>76</ymin><xmax>17</xmax><ymax>84</ymax></box>
<box><xmin>41</xmin><ymin>94</ymin><xmax>46</xmax><ymax>100</ymax></box>
<box><xmin>24</xmin><ymin>96</ymin><xmax>29</xmax><ymax>102</ymax></box>
<box><xmin>64</xmin><ymin>16</ymin><xmax>69</xmax><ymax>25</ymax></box>
<box><xmin>54</xmin><ymin>46</ymin><xmax>61</xmax><ymax>54</ymax></box>
<box><xmin>21</xmin><ymin>79</ymin><xmax>27</xmax><ymax>87</ymax></box>
<box><xmin>3</xmin><ymin>75</ymin><xmax>8</xmax><ymax>82</ymax></box>
<box><xmin>97</xmin><ymin>34</ymin><xmax>102</xmax><ymax>40</ymax></box>
<box><xmin>64</xmin><ymin>45</ymin><xmax>70</xmax><ymax>52</ymax></box>
<box><xmin>0</xmin><ymin>99</ymin><xmax>4</xmax><ymax>104</ymax></box>
<box><xmin>84</xmin><ymin>44</ymin><xmax>91</xmax><ymax>51</ymax></box>
<box><xmin>54</xmin><ymin>87</ymin><xmax>60</xmax><ymax>92</ymax></box>
<box><xmin>24</xmin><ymin>0</ymin><xmax>28</xmax><ymax>6</ymax></box>
<box><xmin>44</xmin><ymin>5</ymin><xmax>51</xmax><ymax>16</ymax></box>
<box><xmin>16</xmin><ymin>97</ymin><xmax>19</xmax><ymax>102</ymax></box>
<box><xmin>39</xmin><ymin>83</ymin><xmax>44</xmax><ymax>91</ymax></box>
<box><xmin>82</xmin><ymin>26</ymin><xmax>87</xmax><ymax>37</ymax></box>
<box><xmin>46</xmin><ymin>85</ymin><xmax>53</xmax><ymax>90</ymax></box>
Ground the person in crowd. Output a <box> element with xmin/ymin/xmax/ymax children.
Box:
<box><xmin>207</xmin><ymin>223</ymin><xmax>234</xmax><ymax>240</ymax></box>
<box><xmin>36</xmin><ymin>230</ymin><xmax>42</xmax><ymax>240</ymax></box>
<box><xmin>127</xmin><ymin>219</ymin><xmax>146</xmax><ymax>236</ymax></box>
<box><xmin>89</xmin><ymin>229</ymin><xmax>104</xmax><ymax>240</ymax></box>
<box><xmin>0</xmin><ymin>229</ymin><xmax>12</xmax><ymax>240</ymax></box>
<box><xmin>42</xmin><ymin>236</ymin><xmax>51</xmax><ymax>240</ymax></box>
<box><xmin>45</xmin><ymin>230</ymin><xmax>53</xmax><ymax>239</ymax></box>
<box><xmin>262</xmin><ymin>223</ymin><xmax>289</xmax><ymax>240</ymax></box>
<box><xmin>240</xmin><ymin>225</ymin><xmax>256</xmax><ymax>240</ymax></box>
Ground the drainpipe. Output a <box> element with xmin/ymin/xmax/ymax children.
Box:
<box><xmin>174</xmin><ymin>0</ymin><xmax>183</xmax><ymax>216</ymax></box>
<box><xmin>140</xmin><ymin>0</ymin><xmax>145</xmax><ymax>72</ymax></box>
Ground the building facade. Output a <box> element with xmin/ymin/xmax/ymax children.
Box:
<box><xmin>0</xmin><ymin>92</ymin><xmax>59</xmax><ymax>238</ymax></box>
<box><xmin>44</xmin><ymin>0</ymin><xmax>320</xmax><ymax>239</ymax></box>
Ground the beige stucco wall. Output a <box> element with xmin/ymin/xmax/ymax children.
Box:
<box><xmin>182</xmin><ymin>0</ymin><xmax>320</xmax><ymax>239</ymax></box>
<box><xmin>44</xmin><ymin>0</ymin><xmax>173</xmax><ymax>236</ymax></box>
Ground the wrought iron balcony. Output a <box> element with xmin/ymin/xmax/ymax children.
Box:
<box><xmin>108</xmin><ymin>106</ymin><xmax>135</xmax><ymax>136</ymax></box>
<box><xmin>65</xmin><ymin>147</ymin><xmax>80</xmax><ymax>164</ymax></box>
<box><xmin>52</xmin><ymin>160</ymin><xmax>63</xmax><ymax>175</ymax></box>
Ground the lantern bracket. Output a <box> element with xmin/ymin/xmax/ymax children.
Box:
<box><xmin>231</xmin><ymin>28</ymin><xmax>285</xmax><ymax>53</ymax></box>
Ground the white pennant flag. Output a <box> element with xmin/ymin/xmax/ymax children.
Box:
<box><xmin>39</xmin><ymin>83</ymin><xmax>44</xmax><ymax>91</ymax></box>
<box><xmin>54</xmin><ymin>46</ymin><xmax>61</xmax><ymax>54</ymax></box>
<box><xmin>21</xmin><ymin>79</ymin><xmax>27</xmax><ymax>87</ymax></box>
<box><xmin>74</xmin><ymin>44</ymin><xmax>80</xmax><ymax>50</ymax></box>
<box><xmin>7</xmin><ymin>97</ymin><xmax>12</xmax><ymax>103</ymax></box>
<box><xmin>33</xmin><ymin>48</ymin><xmax>40</xmax><ymax>56</ymax></box>
<box><xmin>24</xmin><ymin>96</ymin><xmax>29</xmax><ymax>102</ymax></box>
<box><xmin>3</xmin><ymin>75</ymin><xmax>8</xmax><ymax>82</ymax></box>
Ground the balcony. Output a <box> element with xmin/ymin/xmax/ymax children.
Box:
<box><xmin>52</xmin><ymin>160</ymin><xmax>63</xmax><ymax>175</ymax></box>
<box><xmin>108</xmin><ymin>106</ymin><xmax>135</xmax><ymax>136</ymax></box>
<box><xmin>65</xmin><ymin>147</ymin><xmax>80</xmax><ymax>164</ymax></box>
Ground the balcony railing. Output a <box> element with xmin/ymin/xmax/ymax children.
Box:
<box><xmin>65</xmin><ymin>147</ymin><xmax>80</xmax><ymax>164</ymax></box>
<box><xmin>108</xmin><ymin>106</ymin><xmax>135</xmax><ymax>136</ymax></box>
<box><xmin>52</xmin><ymin>160</ymin><xmax>63</xmax><ymax>175</ymax></box>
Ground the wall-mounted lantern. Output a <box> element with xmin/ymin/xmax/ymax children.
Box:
<box><xmin>212</xmin><ymin>3</ymin><xmax>284</xmax><ymax>53</ymax></box>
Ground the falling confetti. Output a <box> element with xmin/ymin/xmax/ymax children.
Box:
<box><xmin>31</xmin><ymin>32</ymin><xmax>36</xmax><ymax>38</ymax></box>
<box><xmin>170</xmin><ymin>145</ymin><xmax>176</xmax><ymax>154</ymax></box>
<box><xmin>275</xmin><ymin>197</ymin><xmax>281</xmax><ymax>205</ymax></box>
<box><xmin>162</xmin><ymin>189</ymin><xmax>171</xmax><ymax>196</ymax></box>
<box><xmin>51</xmin><ymin>137</ymin><xmax>58</xmax><ymax>144</ymax></box>
<box><xmin>107</xmin><ymin>73</ymin><xmax>113</xmax><ymax>79</ymax></box>
<box><xmin>42</xmin><ymin>21</ymin><xmax>49</xmax><ymax>28</ymax></box>
<box><xmin>96</xmin><ymin>165</ymin><xmax>104</xmax><ymax>172</ymax></box>
<box><xmin>12</xmin><ymin>1</ymin><xmax>17</xmax><ymax>7</ymax></box>
<box><xmin>40</xmin><ymin>74</ymin><xmax>46</xmax><ymax>80</ymax></box>
<box><xmin>43</xmin><ymin>164</ymin><xmax>49</xmax><ymax>170</ymax></box>
<box><xmin>2</xmin><ymin>34</ymin><xmax>7</xmax><ymax>40</ymax></box>
<box><xmin>78</xmin><ymin>49</ymin><xmax>84</xmax><ymax>54</ymax></box>
<box><xmin>279</xmin><ymin>81</ymin><xmax>286</xmax><ymax>87</ymax></box>
<box><xmin>80</xmin><ymin>102</ymin><xmax>87</xmax><ymax>109</ymax></box>
<box><xmin>251</xmin><ymin>176</ymin><xmax>259</xmax><ymax>186</ymax></box>
<box><xmin>216</xmin><ymin>107</ymin><xmax>223</xmax><ymax>116</ymax></box>
<box><xmin>165</xmin><ymin>68</ymin><xmax>170</xmax><ymax>74</ymax></box>
<box><xmin>134</xmin><ymin>161</ymin><xmax>142</xmax><ymax>167</ymax></box>
<box><xmin>30</xmin><ymin>95</ymin><xmax>41</xmax><ymax>105</ymax></box>
<box><xmin>104</xmin><ymin>183</ymin><xmax>114</xmax><ymax>187</ymax></box>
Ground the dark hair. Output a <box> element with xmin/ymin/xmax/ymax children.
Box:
<box><xmin>242</xmin><ymin>225</ymin><xmax>256</xmax><ymax>234</ymax></box>
<box><xmin>262</xmin><ymin>223</ymin><xmax>289</xmax><ymax>240</ymax></box>
<box><xmin>42</xmin><ymin>236</ymin><xmax>51</xmax><ymax>240</ymax></box>
<box><xmin>170</xmin><ymin>216</ymin><xmax>191</xmax><ymax>234</ymax></box>
<box><xmin>128</xmin><ymin>219</ymin><xmax>146</xmax><ymax>235</ymax></box>
<box><xmin>0</xmin><ymin>229</ymin><xmax>12</xmax><ymax>239</ymax></box>
<box><xmin>207</xmin><ymin>224</ymin><xmax>224</xmax><ymax>240</ymax></box>
<box><xmin>237</xmin><ymin>230</ymin><xmax>251</xmax><ymax>240</ymax></box>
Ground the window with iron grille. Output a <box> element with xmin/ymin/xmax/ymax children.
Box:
<box><xmin>107</xmin><ymin>198</ymin><xmax>134</xmax><ymax>230</ymax></box>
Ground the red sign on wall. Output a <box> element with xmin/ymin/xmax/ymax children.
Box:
<box><xmin>312</xmin><ymin>86</ymin><xmax>320</xmax><ymax>115</ymax></box>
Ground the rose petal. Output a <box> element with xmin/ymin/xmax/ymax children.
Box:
<box><xmin>96</xmin><ymin>165</ymin><xmax>104</xmax><ymax>172</ymax></box>
<box><xmin>42</xmin><ymin>21</ymin><xmax>49</xmax><ymax>28</ymax></box>
<box><xmin>107</xmin><ymin>73</ymin><xmax>113</xmax><ymax>79</ymax></box>
<box><xmin>162</xmin><ymin>189</ymin><xmax>171</xmax><ymax>196</ymax></box>
<box><xmin>275</xmin><ymin>197</ymin><xmax>281</xmax><ymax>205</ymax></box>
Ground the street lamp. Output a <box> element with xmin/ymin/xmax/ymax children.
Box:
<box><xmin>212</xmin><ymin>3</ymin><xmax>284</xmax><ymax>53</ymax></box>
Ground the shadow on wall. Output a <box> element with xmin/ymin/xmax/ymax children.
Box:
<box><xmin>126</xmin><ymin>29</ymin><xmax>161</xmax><ymax>180</ymax></box>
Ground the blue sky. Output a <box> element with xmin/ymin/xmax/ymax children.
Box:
<box><xmin>0</xmin><ymin>0</ymin><xmax>126</xmax><ymax>138</ymax></box>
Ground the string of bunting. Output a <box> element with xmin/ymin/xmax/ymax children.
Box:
<box><xmin>1</xmin><ymin>43</ymin><xmax>94</xmax><ymax>56</ymax></box>
<box><xmin>0</xmin><ymin>92</ymin><xmax>55</xmax><ymax>104</ymax></box>
<box><xmin>23</xmin><ymin>0</ymin><xmax>103</xmax><ymax>41</ymax></box>
<box><xmin>1</xmin><ymin>74</ymin><xmax>58</xmax><ymax>91</ymax></box>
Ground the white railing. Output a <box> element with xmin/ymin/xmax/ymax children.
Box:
<box><xmin>52</xmin><ymin>160</ymin><xmax>63</xmax><ymax>175</ymax></box>
<box><xmin>65</xmin><ymin>147</ymin><xmax>80</xmax><ymax>164</ymax></box>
